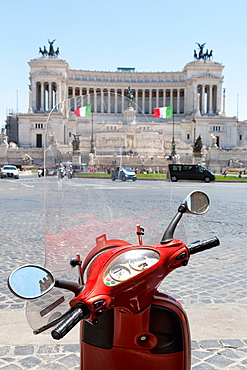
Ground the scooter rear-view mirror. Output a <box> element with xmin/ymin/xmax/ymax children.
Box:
<box><xmin>184</xmin><ymin>190</ymin><xmax>210</xmax><ymax>215</ymax></box>
<box><xmin>160</xmin><ymin>191</ymin><xmax>210</xmax><ymax>244</ymax></box>
<box><xmin>8</xmin><ymin>265</ymin><xmax>55</xmax><ymax>299</ymax></box>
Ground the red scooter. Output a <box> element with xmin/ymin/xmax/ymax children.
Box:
<box><xmin>8</xmin><ymin>190</ymin><xmax>220</xmax><ymax>370</ymax></box>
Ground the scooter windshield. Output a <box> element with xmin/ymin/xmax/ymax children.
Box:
<box><xmin>25</xmin><ymin>93</ymin><xmax>186</xmax><ymax>332</ymax></box>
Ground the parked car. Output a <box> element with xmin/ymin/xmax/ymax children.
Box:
<box><xmin>111</xmin><ymin>166</ymin><xmax>137</xmax><ymax>181</ymax></box>
<box><xmin>0</xmin><ymin>165</ymin><xmax>19</xmax><ymax>179</ymax></box>
<box><xmin>46</xmin><ymin>166</ymin><xmax>57</xmax><ymax>176</ymax></box>
<box><xmin>168</xmin><ymin>164</ymin><xmax>215</xmax><ymax>182</ymax></box>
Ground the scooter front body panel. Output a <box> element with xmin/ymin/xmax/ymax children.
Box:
<box><xmin>80</xmin><ymin>294</ymin><xmax>191</xmax><ymax>370</ymax></box>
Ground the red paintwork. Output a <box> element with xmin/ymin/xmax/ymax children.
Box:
<box><xmin>69</xmin><ymin>234</ymin><xmax>191</xmax><ymax>369</ymax></box>
<box><xmin>80</xmin><ymin>294</ymin><xmax>191</xmax><ymax>370</ymax></box>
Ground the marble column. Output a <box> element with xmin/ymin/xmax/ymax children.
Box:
<box><xmin>216</xmin><ymin>85</ymin><xmax>221</xmax><ymax>114</ymax></box>
<box><xmin>33</xmin><ymin>82</ymin><xmax>37</xmax><ymax>112</ymax></box>
<box><xmin>49</xmin><ymin>83</ymin><xmax>52</xmax><ymax>111</ymax></box>
<box><xmin>41</xmin><ymin>83</ymin><xmax>44</xmax><ymax>112</ymax></box>
<box><xmin>142</xmin><ymin>89</ymin><xmax>145</xmax><ymax>113</ymax></box>
<box><xmin>122</xmin><ymin>89</ymin><xmax>125</xmax><ymax>112</ymax></box>
<box><xmin>149</xmin><ymin>89</ymin><xmax>152</xmax><ymax>114</ymax></box>
<box><xmin>201</xmin><ymin>85</ymin><xmax>205</xmax><ymax>114</ymax></box>
<box><xmin>177</xmin><ymin>89</ymin><xmax>180</xmax><ymax>114</ymax></box>
<box><xmin>94</xmin><ymin>89</ymin><xmax>97</xmax><ymax>113</ymax></box>
<box><xmin>135</xmin><ymin>88</ymin><xmax>138</xmax><ymax>112</ymax></box>
<box><xmin>163</xmin><ymin>89</ymin><xmax>166</xmax><ymax>107</ymax></box>
<box><xmin>209</xmin><ymin>85</ymin><xmax>213</xmax><ymax>114</ymax></box>
<box><xmin>73</xmin><ymin>87</ymin><xmax>76</xmax><ymax>103</ymax></box>
<box><xmin>101</xmin><ymin>89</ymin><xmax>104</xmax><ymax>113</ymax></box>
<box><xmin>170</xmin><ymin>89</ymin><xmax>173</xmax><ymax>108</ymax></box>
<box><xmin>87</xmin><ymin>88</ymin><xmax>90</xmax><ymax>105</ymax></box>
<box><xmin>156</xmin><ymin>89</ymin><xmax>159</xmax><ymax>108</ymax></box>
<box><xmin>115</xmin><ymin>89</ymin><xmax>118</xmax><ymax>113</ymax></box>
<box><xmin>28</xmin><ymin>85</ymin><xmax>33</xmax><ymax>113</ymax></box>
<box><xmin>108</xmin><ymin>90</ymin><xmax>111</xmax><ymax>113</ymax></box>
<box><xmin>193</xmin><ymin>85</ymin><xmax>197</xmax><ymax>113</ymax></box>
<box><xmin>183</xmin><ymin>89</ymin><xmax>186</xmax><ymax>114</ymax></box>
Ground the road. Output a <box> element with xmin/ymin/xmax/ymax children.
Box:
<box><xmin>0</xmin><ymin>174</ymin><xmax>247</xmax><ymax>369</ymax></box>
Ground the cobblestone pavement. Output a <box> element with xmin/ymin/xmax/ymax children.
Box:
<box><xmin>0</xmin><ymin>340</ymin><xmax>247</xmax><ymax>369</ymax></box>
<box><xmin>1</xmin><ymin>176</ymin><xmax>247</xmax><ymax>369</ymax></box>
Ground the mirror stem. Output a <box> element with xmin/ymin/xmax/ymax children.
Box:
<box><xmin>160</xmin><ymin>204</ymin><xmax>186</xmax><ymax>244</ymax></box>
<box><xmin>54</xmin><ymin>279</ymin><xmax>83</xmax><ymax>295</ymax></box>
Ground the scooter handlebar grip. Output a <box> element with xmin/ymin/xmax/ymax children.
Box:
<box><xmin>187</xmin><ymin>237</ymin><xmax>220</xmax><ymax>255</ymax></box>
<box><xmin>51</xmin><ymin>307</ymin><xmax>85</xmax><ymax>340</ymax></box>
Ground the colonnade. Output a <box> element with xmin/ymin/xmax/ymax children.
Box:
<box><xmin>32</xmin><ymin>82</ymin><xmax>220</xmax><ymax>116</ymax></box>
<box><xmin>196</xmin><ymin>84</ymin><xmax>219</xmax><ymax>114</ymax></box>
<box><xmin>34</xmin><ymin>82</ymin><xmax>58</xmax><ymax>112</ymax></box>
<box><xmin>67</xmin><ymin>87</ymin><xmax>186</xmax><ymax>115</ymax></box>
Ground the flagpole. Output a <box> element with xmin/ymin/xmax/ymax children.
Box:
<box><xmin>171</xmin><ymin>107</ymin><xmax>176</xmax><ymax>159</ymax></box>
<box><xmin>90</xmin><ymin>112</ymin><xmax>95</xmax><ymax>154</ymax></box>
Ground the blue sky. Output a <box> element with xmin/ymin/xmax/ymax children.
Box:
<box><xmin>1</xmin><ymin>0</ymin><xmax>247</xmax><ymax>128</ymax></box>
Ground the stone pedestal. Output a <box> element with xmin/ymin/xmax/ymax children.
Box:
<box><xmin>205</xmin><ymin>147</ymin><xmax>220</xmax><ymax>172</ymax></box>
<box><xmin>205</xmin><ymin>134</ymin><xmax>221</xmax><ymax>172</ymax></box>
<box><xmin>192</xmin><ymin>153</ymin><xmax>203</xmax><ymax>164</ymax></box>
<box><xmin>72</xmin><ymin>151</ymin><xmax>81</xmax><ymax>164</ymax></box>
<box><xmin>123</xmin><ymin>107</ymin><xmax>136</xmax><ymax>124</ymax></box>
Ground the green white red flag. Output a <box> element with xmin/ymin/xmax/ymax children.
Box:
<box><xmin>74</xmin><ymin>104</ymin><xmax>91</xmax><ymax>117</ymax></box>
<box><xmin>153</xmin><ymin>106</ymin><xmax>173</xmax><ymax>118</ymax></box>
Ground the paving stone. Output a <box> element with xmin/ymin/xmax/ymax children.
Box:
<box><xmin>58</xmin><ymin>354</ymin><xmax>80</xmax><ymax>367</ymax></box>
<box><xmin>37</xmin><ymin>344</ymin><xmax>60</xmax><ymax>354</ymax></box>
<box><xmin>38</xmin><ymin>354</ymin><xmax>64</xmax><ymax>362</ymax></box>
<box><xmin>217</xmin><ymin>348</ymin><xmax>242</xmax><ymax>359</ymax></box>
<box><xmin>191</xmin><ymin>356</ymin><xmax>201</xmax><ymax>365</ymax></box>
<box><xmin>220</xmin><ymin>339</ymin><xmax>245</xmax><ymax>348</ymax></box>
<box><xmin>191</xmin><ymin>340</ymin><xmax>201</xmax><ymax>349</ymax></box>
<box><xmin>14</xmin><ymin>346</ymin><xmax>34</xmax><ymax>356</ymax></box>
<box><xmin>192</xmin><ymin>363</ymin><xmax>216</xmax><ymax>369</ymax></box>
<box><xmin>0</xmin><ymin>347</ymin><xmax>10</xmax><ymax>356</ymax></box>
<box><xmin>1</xmin><ymin>358</ymin><xmax>15</xmax><ymax>363</ymax></box>
<box><xmin>194</xmin><ymin>351</ymin><xmax>216</xmax><ymax>360</ymax></box>
<box><xmin>241</xmin><ymin>358</ymin><xmax>247</xmax><ymax>365</ymax></box>
<box><xmin>199</xmin><ymin>340</ymin><xmax>222</xmax><ymax>349</ymax></box>
<box><xmin>206</xmin><ymin>354</ymin><xmax>235</xmax><ymax>367</ymax></box>
<box><xmin>62</xmin><ymin>344</ymin><xmax>80</xmax><ymax>353</ymax></box>
<box><xmin>0</xmin><ymin>365</ymin><xmax>23</xmax><ymax>369</ymax></box>
<box><xmin>18</xmin><ymin>356</ymin><xmax>42</xmax><ymax>368</ymax></box>
<box><xmin>37</xmin><ymin>362</ymin><xmax>67</xmax><ymax>369</ymax></box>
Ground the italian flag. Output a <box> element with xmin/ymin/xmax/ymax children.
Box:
<box><xmin>74</xmin><ymin>104</ymin><xmax>91</xmax><ymax>117</ymax></box>
<box><xmin>153</xmin><ymin>106</ymin><xmax>173</xmax><ymax>118</ymax></box>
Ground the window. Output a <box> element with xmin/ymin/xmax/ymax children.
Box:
<box><xmin>187</xmin><ymin>133</ymin><xmax>190</xmax><ymax>140</ymax></box>
<box><xmin>36</xmin><ymin>134</ymin><xmax>42</xmax><ymax>148</ymax></box>
<box><xmin>195</xmin><ymin>165</ymin><xmax>205</xmax><ymax>173</ymax></box>
<box><xmin>239</xmin><ymin>134</ymin><xmax>242</xmax><ymax>140</ymax></box>
<box><xmin>181</xmin><ymin>165</ymin><xmax>193</xmax><ymax>172</ymax></box>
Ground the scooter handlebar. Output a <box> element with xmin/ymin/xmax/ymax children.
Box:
<box><xmin>51</xmin><ymin>305</ymin><xmax>88</xmax><ymax>340</ymax></box>
<box><xmin>187</xmin><ymin>237</ymin><xmax>220</xmax><ymax>255</ymax></box>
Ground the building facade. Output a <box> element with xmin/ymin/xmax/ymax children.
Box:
<box><xmin>15</xmin><ymin>46</ymin><xmax>247</xmax><ymax>161</ymax></box>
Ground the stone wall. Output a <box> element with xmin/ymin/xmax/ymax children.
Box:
<box><xmin>1</xmin><ymin>144</ymin><xmax>247</xmax><ymax>173</ymax></box>
<box><xmin>205</xmin><ymin>148</ymin><xmax>247</xmax><ymax>172</ymax></box>
<box><xmin>4</xmin><ymin>147</ymin><xmax>44</xmax><ymax>167</ymax></box>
